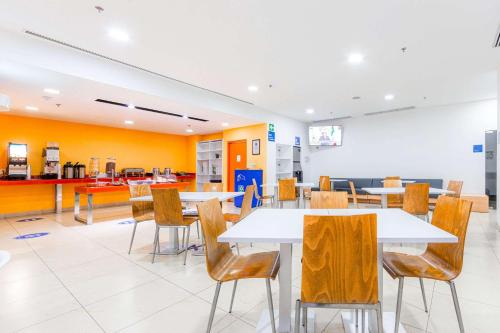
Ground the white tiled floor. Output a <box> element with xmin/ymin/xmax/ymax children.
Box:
<box><xmin>0</xmin><ymin>202</ymin><xmax>499</xmax><ymax>332</ymax></box>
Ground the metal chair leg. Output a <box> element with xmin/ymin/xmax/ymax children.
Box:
<box><xmin>265</xmin><ymin>279</ymin><xmax>277</xmax><ymax>333</ymax></box>
<box><xmin>294</xmin><ymin>299</ymin><xmax>301</xmax><ymax>333</ymax></box>
<box><xmin>183</xmin><ymin>226</ymin><xmax>190</xmax><ymax>265</ymax></box>
<box><xmin>303</xmin><ymin>306</ymin><xmax>308</xmax><ymax>333</ymax></box>
<box><xmin>361</xmin><ymin>309</ymin><xmax>365</xmax><ymax>332</ymax></box>
<box><xmin>206</xmin><ymin>282</ymin><xmax>222</xmax><ymax>333</ymax></box>
<box><xmin>395</xmin><ymin>277</ymin><xmax>404</xmax><ymax>333</ymax></box>
<box><xmin>128</xmin><ymin>221</ymin><xmax>138</xmax><ymax>254</ymax></box>
<box><xmin>235</xmin><ymin>243</ymin><xmax>240</xmax><ymax>255</ymax></box>
<box><xmin>450</xmin><ymin>281</ymin><xmax>465</xmax><ymax>333</ymax></box>
<box><xmin>376</xmin><ymin>302</ymin><xmax>384</xmax><ymax>333</ymax></box>
<box><xmin>229</xmin><ymin>280</ymin><xmax>238</xmax><ymax>313</ymax></box>
<box><xmin>355</xmin><ymin>309</ymin><xmax>359</xmax><ymax>327</ymax></box>
<box><xmin>196</xmin><ymin>220</ymin><xmax>200</xmax><ymax>239</ymax></box>
<box><xmin>419</xmin><ymin>278</ymin><xmax>428</xmax><ymax>312</ymax></box>
<box><xmin>151</xmin><ymin>225</ymin><xmax>159</xmax><ymax>263</ymax></box>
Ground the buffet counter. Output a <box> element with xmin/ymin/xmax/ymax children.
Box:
<box><xmin>0</xmin><ymin>174</ymin><xmax>195</xmax><ymax>217</ymax></box>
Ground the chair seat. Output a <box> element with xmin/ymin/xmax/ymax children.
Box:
<box><xmin>212</xmin><ymin>251</ymin><xmax>280</xmax><ymax>282</ymax></box>
<box><xmin>135</xmin><ymin>211</ymin><xmax>155</xmax><ymax>223</ymax></box>
<box><xmin>178</xmin><ymin>216</ymin><xmax>199</xmax><ymax>226</ymax></box>
<box><xmin>383</xmin><ymin>251</ymin><xmax>456</xmax><ymax>281</ymax></box>
<box><xmin>223</xmin><ymin>213</ymin><xmax>241</xmax><ymax>224</ymax></box>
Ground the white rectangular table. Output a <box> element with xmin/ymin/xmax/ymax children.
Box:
<box><xmin>219</xmin><ymin>208</ymin><xmax>457</xmax><ymax>333</ymax></box>
<box><xmin>131</xmin><ymin>192</ymin><xmax>243</xmax><ymax>253</ymax></box>
<box><xmin>362</xmin><ymin>187</ymin><xmax>454</xmax><ymax>208</ymax></box>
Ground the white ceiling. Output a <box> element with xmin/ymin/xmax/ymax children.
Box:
<box><xmin>0</xmin><ymin>0</ymin><xmax>499</xmax><ymax>122</ymax></box>
<box><xmin>0</xmin><ymin>60</ymin><xmax>257</xmax><ymax>134</ymax></box>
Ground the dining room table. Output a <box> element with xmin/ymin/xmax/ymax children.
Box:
<box><xmin>130</xmin><ymin>191</ymin><xmax>243</xmax><ymax>254</ymax></box>
<box><xmin>362</xmin><ymin>187</ymin><xmax>454</xmax><ymax>208</ymax></box>
<box><xmin>218</xmin><ymin>208</ymin><xmax>457</xmax><ymax>333</ymax></box>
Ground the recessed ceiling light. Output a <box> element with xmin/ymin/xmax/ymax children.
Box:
<box><xmin>348</xmin><ymin>53</ymin><xmax>364</xmax><ymax>64</ymax></box>
<box><xmin>248</xmin><ymin>85</ymin><xmax>259</xmax><ymax>92</ymax></box>
<box><xmin>108</xmin><ymin>28</ymin><xmax>130</xmax><ymax>42</ymax></box>
<box><xmin>384</xmin><ymin>94</ymin><xmax>395</xmax><ymax>101</ymax></box>
<box><xmin>305</xmin><ymin>108</ymin><xmax>315</xmax><ymax>114</ymax></box>
<box><xmin>124</xmin><ymin>120</ymin><xmax>134</xmax><ymax>125</ymax></box>
<box><xmin>182</xmin><ymin>115</ymin><xmax>189</xmax><ymax>119</ymax></box>
<box><xmin>186</xmin><ymin>128</ymin><xmax>194</xmax><ymax>133</ymax></box>
<box><xmin>25</xmin><ymin>106</ymin><xmax>38</xmax><ymax>111</ymax></box>
<box><xmin>43</xmin><ymin>88</ymin><xmax>60</xmax><ymax>95</ymax></box>
<box><xmin>352</xmin><ymin>96</ymin><xmax>361</xmax><ymax>100</ymax></box>
<box><xmin>127</xmin><ymin>104</ymin><xmax>135</xmax><ymax>109</ymax></box>
<box><xmin>221</xmin><ymin>122</ymin><xmax>229</xmax><ymax>127</ymax></box>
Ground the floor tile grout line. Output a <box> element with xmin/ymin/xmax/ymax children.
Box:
<box><xmin>6</xmin><ymin>219</ymin><xmax>107</xmax><ymax>333</ymax></box>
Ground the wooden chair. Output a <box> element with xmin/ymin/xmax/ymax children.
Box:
<box><xmin>252</xmin><ymin>178</ymin><xmax>274</xmax><ymax>207</ymax></box>
<box><xmin>386</xmin><ymin>176</ymin><xmax>401</xmax><ymax>180</ymax></box>
<box><xmin>128</xmin><ymin>184</ymin><xmax>155</xmax><ymax>254</ymax></box>
<box><xmin>319</xmin><ymin>176</ymin><xmax>331</xmax><ymax>191</ymax></box>
<box><xmin>403</xmin><ymin>183</ymin><xmax>430</xmax><ymax>221</ymax></box>
<box><xmin>447</xmin><ymin>180</ymin><xmax>463</xmax><ymax>198</ymax></box>
<box><xmin>383</xmin><ymin>196</ymin><xmax>473</xmax><ymax>333</ymax></box>
<box><xmin>310</xmin><ymin>191</ymin><xmax>348</xmax><ymax>209</ymax></box>
<box><xmin>348</xmin><ymin>181</ymin><xmax>359</xmax><ymax>208</ymax></box>
<box><xmin>384</xmin><ymin>178</ymin><xmax>403</xmax><ymax>208</ymax></box>
<box><xmin>203</xmin><ymin>182</ymin><xmax>223</xmax><ymax>192</ymax></box>
<box><xmin>223</xmin><ymin>185</ymin><xmax>255</xmax><ymax>224</ymax></box>
<box><xmin>197</xmin><ymin>198</ymin><xmax>280</xmax><ymax>333</ymax></box>
<box><xmin>278</xmin><ymin>178</ymin><xmax>299</xmax><ymax>208</ymax></box>
<box><xmin>151</xmin><ymin>188</ymin><xmax>198</xmax><ymax>265</ymax></box>
<box><xmin>296</xmin><ymin>214</ymin><xmax>383</xmax><ymax>333</ymax></box>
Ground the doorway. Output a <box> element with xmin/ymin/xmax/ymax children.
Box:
<box><xmin>485</xmin><ymin>130</ymin><xmax>497</xmax><ymax>209</ymax></box>
<box><xmin>227</xmin><ymin>140</ymin><xmax>247</xmax><ymax>192</ymax></box>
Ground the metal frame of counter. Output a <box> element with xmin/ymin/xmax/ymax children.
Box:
<box><xmin>74</xmin><ymin>182</ymin><xmax>190</xmax><ymax>225</ymax></box>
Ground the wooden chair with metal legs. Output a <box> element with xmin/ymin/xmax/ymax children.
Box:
<box><xmin>223</xmin><ymin>185</ymin><xmax>255</xmax><ymax>224</ymax></box>
<box><xmin>203</xmin><ymin>182</ymin><xmax>223</xmax><ymax>192</ymax></box>
<box><xmin>295</xmin><ymin>214</ymin><xmax>383</xmax><ymax>333</ymax></box>
<box><xmin>151</xmin><ymin>188</ymin><xmax>198</xmax><ymax>265</ymax></box>
<box><xmin>319</xmin><ymin>175</ymin><xmax>331</xmax><ymax>191</ymax></box>
<box><xmin>348</xmin><ymin>181</ymin><xmax>359</xmax><ymax>208</ymax></box>
<box><xmin>252</xmin><ymin>178</ymin><xmax>274</xmax><ymax>207</ymax></box>
<box><xmin>403</xmin><ymin>183</ymin><xmax>430</xmax><ymax>221</ymax></box>
<box><xmin>447</xmin><ymin>180</ymin><xmax>463</xmax><ymax>198</ymax></box>
<box><xmin>383</xmin><ymin>196</ymin><xmax>472</xmax><ymax>333</ymax></box>
<box><xmin>278</xmin><ymin>178</ymin><xmax>299</xmax><ymax>208</ymax></box>
<box><xmin>310</xmin><ymin>191</ymin><xmax>348</xmax><ymax>209</ymax></box>
<box><xmin>128</xmin><ymin>184</ymin><xmax>154</xmax><ymax>254</ymax></box>
<box><xmin>384</xmin><ymin>177</ymin><xmax>403</xmax><ymax>208</ymax></box>
<box><xmin>197</xmin><ymin>198</ymin><xmax>280</xmax><ymax>333</ymax></box>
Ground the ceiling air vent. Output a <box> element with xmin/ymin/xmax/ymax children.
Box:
<box><xmin>494</xmin><ymin>24</ymin><xmax>500</xmax><ymax>48</ymax></box>
<box><xmin>364</xmin><ymin>106</ymin><xmax>416</xmax><ymax>117</ymax></box>
<box><xmin>24</xmin><ymin>30</ymin><xmax>254</xmax><ymax>105</ymax></box>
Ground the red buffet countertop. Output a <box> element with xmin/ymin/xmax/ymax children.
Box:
<box><xmin>0</xmin><ymin>174</ymin><xmax>195</xmax><ymax>186</ymax></box>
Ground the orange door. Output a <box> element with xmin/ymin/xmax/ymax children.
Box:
<box><xmin>227</xmin><ymin>140</ymin><xmax>247</xmax><ymax>191</ymax></box>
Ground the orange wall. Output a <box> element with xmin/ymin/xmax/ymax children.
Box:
<box><xmin>222</xmin><ymin>124</ymin><xmax>267</xmax><ymax>189</ymax></box>
<box><xmin>0</xmin><ymin>114</ymin><xmax>194</xmax><ymax>214</ymax></box>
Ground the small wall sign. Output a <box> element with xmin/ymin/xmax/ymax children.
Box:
<box><xmin>295</xmin><ymin>136</ymin><xmax>301</xmax><ymax>146</ymax></box>
<box><xmin>268</xmin><ymin>123</ymin><xmax>275</xmax><ymax>132</ymax></box>
<box><xmin>252</xmin><ymin>139</ymin><xmax>261</xmax><ymax>155</ymax></box>
<box><xmin>473</xmin><ymin>144</ymin><xmax>483</xmax><ymax>153</ymax></box>
<box><xmin>268</xmin><ymin>131</ymin><xmax>275</xmax><ymax>142</ymax></box>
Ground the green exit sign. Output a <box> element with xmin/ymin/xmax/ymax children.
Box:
<box><xmin>268</xmin><ymin>123</ymin><xmax>275</xmax><ymax>132</ymax></box>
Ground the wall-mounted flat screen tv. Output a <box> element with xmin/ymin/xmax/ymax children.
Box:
<box><xmin>309</xmin><ymin>125</ymin><xmax>343</xmax><ymax>146</ymax></box>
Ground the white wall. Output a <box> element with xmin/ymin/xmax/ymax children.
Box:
<box><xmin>308</xmin><ymin>99</ymin><xmax>497</xmax><ymax>194</ymax></box>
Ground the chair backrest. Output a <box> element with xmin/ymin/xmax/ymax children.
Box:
<box><xmin>197</xmin><ymin>198</ymin><xmax>234</xmax><ymax>281</ymax></box>
<box><xmin>348</xmin><ymin>181</ymin><xmax>358</xmax><ymax>205</ymax></box>
<box><xmin>403</xmin><ymin>183</ymin><xmax>430</xmax><ymax>215</ymax></box>
<box><xmin>446</xmin><ymin>180</ymin><xmax>463</xmax><ymax>198</ymax></box>
<box><xmin>302</xmin><ymin>214</ymin><xmax>378</xmax><ymax>304</ymax></box>
<box><xmin>319</xmin><ymin>176</ymin><xmax>331</xmax><ymax>191</ymax></box>
<box><xmin>424</xmin><ymin>196</ymin><xmax>472</xmax><ymax>279</ymax></box>
<box><xmin>252</xmin><ymin>178</ymin><xmax>261</xmax><ymax>200</ymax></box>
<box><xmin>278</xmin><ymin>178</ymin><xmax>296</xmax><ymax>201</ymax></box>
<box><xmin>384</xmin><ymin>178</ymin><xmax>403</xmax><ymax>205</ymax></box>
<box><xmin>239</xmin><ymin>185</ymin><xmax>255</xmax><ymax>220</ymax></box>
<box><xmin>129</xmin><ymin>184</ymin><xmax>154</xmax><ymax>222</ymax></box>
<box><xmin>203</xmin><ymin>182</ymin><xmax>223</xmax><ymax>192</ymax></box>
<box><xmin>310</xmin><ymin>191</ymin><xmax>348</xmax><ymax>209</ymax></box>
<box><xmin>151</xmin><ymin>188</ymin><xmax>184</xmax><ymax>226</ymax></box>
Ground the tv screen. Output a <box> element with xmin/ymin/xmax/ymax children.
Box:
<box><xmin>309</xmin><ymin>125</ymin><xmax>342</xmax><ymax>146</ymax></box>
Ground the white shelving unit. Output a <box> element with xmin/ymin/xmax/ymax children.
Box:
<box><xmin>276</xmin><ymin>143</ymin><xmax>293</xmax><ymax>181</ymax></box>
<box><xmin>196</xmin><ymin>139</ymin><xmax>223</xmax><ymax>191</ymax></box>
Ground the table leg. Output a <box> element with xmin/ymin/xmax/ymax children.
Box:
<box><xmin>381</xmin><ymin>194</ymin><xmax>388</xmax><ymax>209</ymax></box>
<box><xmin>87</xmin><ymin>194</ymin><xmax>93</xmax><ymax>225</ymax></box>
<box><xmin>55</xmin><ymin>184</ymin><xmax>62</xmax><ymax>213</ymax></box>
<box><xmin>279</xmin><ymin>243</ymin><xmax>292</xmax><ymax>332</ymax></box>
<box><xmin>74</xmin><ymin>192</ymin><xmax>80</xmax><ymax>219</ymax></box>
<box><xmin>275</xmin><ymin>185</ymin><xmax>279</xmax><ymax>208</ymax></box>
